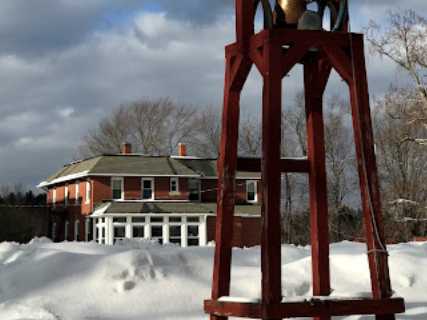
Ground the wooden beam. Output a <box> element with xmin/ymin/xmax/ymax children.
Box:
<box><xmin>260</xmin><ymin>37</ymin><xmax>283</xmax><ymax>317</ymax></box>
<box><xmin>237</xmin><ymin>158</ymin><xmax>309</xmax><ymax>173</ymax></box>
<box><xmin>347</xmin><ymin>34</ymin><xmax>394</xmax><ymax>320</ymax></box>
<box><xmin>204</xmin><ymin>298</ymin><xmax>405</xmax><ymax>319</ymax></box>
<box><xmin>210</xmin><ymin>52</ymin><xmax>250</xmax><ymax>320</ymax></box>
<box><xmin>304</xmin><ymin>56</ymin><xmax>331</xmax><ymax>320</ymax></box>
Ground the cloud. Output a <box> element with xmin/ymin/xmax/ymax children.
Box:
<box><xmin>0</xmin><ymin>1</ymin><xmax>424</xmax><ymax>188</ymax></box>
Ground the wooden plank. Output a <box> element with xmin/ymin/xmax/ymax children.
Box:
<box><xmin>237</xmin><ymin>158</ymin><xmax>309</xmax><ymax>173</ymax></box>
<box><xmin>270</xmin><ymin>29</ymin><xmax>351</xmax><ymax>48</ymax></box>
<box><xmin>321</xmin><ymin>44</ymin><xmax>353</xmax><ymax>83</ymax></box>
<box><xmin>347</xmin><ymin>34</ymin><xmax>395</xmax><ymax>320</ymax></box>
<box><xmin>260</xmin><ymin>38</ymin><xmax>283</xmax><ymax>316</ymax></box>
<box><xmin>204</xmin><ymin>298</ymin><xmax>405</xmax><ymax>319</ymax></box>
<box><xmin>210</xmin><ymin>52</ymin><xmax>251</xmax><ymax>320</ymax></box>
<box><xmin>304</xmin><ymin>57</ymin><xmax>331</xmax><ymax>320</ymax></box>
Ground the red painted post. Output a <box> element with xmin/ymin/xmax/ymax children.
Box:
<box><xmin>347</xmin><ymin>34</ymin><xmax>394</xmax><ymax>320</ymax></box>
<box><xmin>210</xmin><ymin>55</ymin><xmax>239</xmax><ymax>320</ymax></box>
<box><xmin>304</xmin><ymin>56</ymin><xmax>331</xmax><ymax>320</ymax></box>
<box><xmin>261</xmin><ymin>35</ymin><xmax>283</xmax><ymax>319</ymax></box>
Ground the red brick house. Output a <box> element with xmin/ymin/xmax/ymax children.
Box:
<box><xmin>38</xmin><ymin>143</ymin><xmax>261</xmax><ymax>247</ymax></box>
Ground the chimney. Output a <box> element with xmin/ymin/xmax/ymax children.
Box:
<box><xmin>178</xmin><ymin>143</ymin><xmax>187</xmax><ymax>157</ymax></box>
<box><xmin>121</xmin><ymin>142</ymin><xmax>132</xmax><ymax>155</ymax></box>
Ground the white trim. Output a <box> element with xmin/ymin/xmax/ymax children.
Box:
<box><xmin>91</xmin><ymin>202</ymin><xmax>111</xmax><ymax>217</ymax></box>
<box><xmin>37</xmin><ymin>170</ymin><xmax>90</xmax><ymax>188</ymax></box>
<box><xmin>64</xmin><ymin>185</ymin><xmax>69</xmax><ymax>206</ymax></box>
<box><xmin>170</xmin><ymin>177</ymin><xmax>179</xmax><ymax>193</ymax></box>
<box><xmin>202</xmin><ymin>176</ymin><xmax>261</xmax><ymax>180</ymax></box>
<box><xmin>75</xmin><ymin>181</ymin><xmax>80</xmax><ymax>204</ymax></box>
<box><xmin>85</xmin><ymin>181</ymin><xmax>91</xmax><ymax>204</ymax></box>
<box><xmin>246</xmin><ymin>180</ymin><xmax>258</xmax><ymax>203</ymax></box>
<box><xmin>38</xmin><ymin>172</ymin><xmax>200</xmax><ymax>188</ymax></box>
<box><xmin>93</xmin><ymin>173</ymin><xmax>200</xmax><ymax>178</ymax></box>
<box><xmin>141</xmin><ymin>177</ymin><xmax>155</xmax><ymax>201</ymax></box>
<box><xmin>52</xmin><ymin>188</ymin><xmax>57</xmax><ymax>206</ymax></box>
<box><xmin>111</xmin><ymin>177</ymin><xmax>124</xmax><ymax>200</ymax></box>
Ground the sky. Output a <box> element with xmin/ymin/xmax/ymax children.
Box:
<box><xmin>0</xmin><ymin>0</ymin><xmax>425</xmax><ymax>189</ymax></box>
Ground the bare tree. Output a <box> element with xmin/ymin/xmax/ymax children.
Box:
<box><xmin>372</xmin><ymin>88</ymin><xmax>427</xmax><ymax>241</ymax></box>
<box><xmin>239</xmin><ymin>116</ymin><xmax>262</xmax><ymax>157</ymax></box>
<box><xmin>78</xmin><ymin>98</ymin><xmax>201</xmax><ymax>158</ymax></box>
<box><xmin>366</xmin><ymin>10</ymin><xmax>427</xmax><ymax>137</ymax></box>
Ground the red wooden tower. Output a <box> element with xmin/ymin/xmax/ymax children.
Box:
<box><xmin>204</xmin><ymin>0</ymin><xmax>405</xmax><ymax>319</ymax></box>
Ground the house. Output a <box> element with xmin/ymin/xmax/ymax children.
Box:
<box><xmin>38</xmin><ymin>143</ymin><xmax>262</xmax><ymax>247</ymax></box>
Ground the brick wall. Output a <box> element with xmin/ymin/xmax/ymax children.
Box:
<box><xmin>155</xmin><ymin>177</ymin><xmax>189</xmax><ymax>200</ymax></box>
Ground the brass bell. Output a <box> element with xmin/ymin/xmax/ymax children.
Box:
<box><xmin>277</xmin><ymin>0</ymin><xmax>306</xmax><ymax>25</ymax></box>
<box><xmin>298</xmin><ymin>10</ymin><xmax>323</xmax><ymax>30</ymax></box>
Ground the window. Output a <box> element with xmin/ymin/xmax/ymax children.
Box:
<box><xmin>133</xmin><ymin>226</ymin><xmax>145</xmax><ymax>239</ymax></box>
<box><xmin>187</xmin><ymin>225</ymin><xmax>199</xmax><ymax>246</ymax></box>
<box><xmin>142</xmin><ymin>178</ymin><xmax>154</xmax><ymax>200</ymax></box>
<box><xmin>246</xmin><ymin>180</ymin><xmax>258</xmax><ymax>203</ymax></box>
<box><xmin>64</xmin><ymin>185</ymin><xmax>69</xmax><ymax>206</ymax></box>
<box><xmin>75</xmin><ymin>182</ymin><xmax>80</xmax><ymax>204</ymax></box>
<box><xmin>188</xmin><ymin>178</ymin><xmax>200</xmax><ymax>201</ymax></box>
<box><xmin>170</xmin><ymin>177</ymin><xmax>179</xmax><ymax>193</ymax></box>
<box><xmin>85</xmin><ymin>181</ymin><xmax>91</xmax><ymax>204</ymax></box>
<box><xmin>169</xmin><ymin>225</ymin><xmax>181</xmax><ymax>245</ymax></box>
<box><xmin>132</xmin><ymin>217</ymin><xmax>146</xmax><ymax>223</ymax></box>
<box><xmin>65</xmin><ymin>221</ymin><xmax>69</xmax><ymax>241</ymax></box>
<box><xmin>74</xmin><ymin>220</ymin><xmax>80</xmax><ymax>241</ymax></box>
<box><xmin>169</xmin><ymin>216</ymin><xmax>182</xmax><ymax>245</ymax></box>
<box><xmin>113</xmin><ymin>217</ymin><xmax>126</xmax><ymax>243</ymax></box>
<box><xmin>151</xmin><ymin>225</ymin><xmax>163</xmax><ymax>244</ymax></box>
<box><xmin>111</xmin><ymin>177</ymin><xmax>124</xmax><ymax>200</ymax></box>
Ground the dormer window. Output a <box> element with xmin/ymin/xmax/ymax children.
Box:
<box><xmin>246</xmin><ymin>180</ymin><xmax>258</xmax><ymax>203</ymax></box>
<box><xmin>170</xmin><ymin>177</ymin><xmax>179</xmax><ymax>193</ymax></box>
<box><xmin>112</xmin><ymin>177</ymin><xmax>124</xmax><ymax>200</ymax></box>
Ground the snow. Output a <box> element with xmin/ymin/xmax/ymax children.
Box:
<box><xmin>0</xmin><ymin>239</ymin><xmax>426</xmax><ymax>320</ymax></box>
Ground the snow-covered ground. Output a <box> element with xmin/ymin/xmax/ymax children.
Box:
<box><xmin>0</xmin><ymin>239</ymin><xmax>425</xmax><ymax>320</ymax></box>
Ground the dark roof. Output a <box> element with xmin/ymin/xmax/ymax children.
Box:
<box><xmin>41</xmin><ymin>155</ymin><xmax>260</xmax><ymax>186</ymax></box>
<box><xmin>98</xmin><ymin>201</ymin><xmax>261</xmax><ymax>216</ymax></box>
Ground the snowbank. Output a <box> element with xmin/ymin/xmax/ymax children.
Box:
<box><xmin>0</xmin><ymin>239</ymin><xmax>425</xmax><ymax>320</ymax></box>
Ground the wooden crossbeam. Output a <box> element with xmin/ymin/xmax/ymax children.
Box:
<box><xmin>204</xmin><ymin>298</ymin><xmax>405</xmax><ymax>319</ymax></box>
<box><xmin>237</xmin><ymin>157</ymin><xmax>309</xmax><ymax>173</ymax></box>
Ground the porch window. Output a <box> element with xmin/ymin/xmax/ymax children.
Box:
<box><xmin>246</xmin><ymin>180</ymin><xmax>257</xmax><ymax>203</ymax></box>
<box><xmin>142</xmin><ymin>178</ymin><xmax>154</xmax><ymax>200</ymax></box>
<box><xmin>170</xmin><ymin>177</ymin><xmax>179</xmax><ymax>193</ymax></box>
<box><xmin>112</xmin><ymin>177</ymin><xmax>124</xmax><ymax>200</ymax></box>
<box><xmin>169</xmin><ymin>216</ymin><xmax>182</xmax><ymax>245</ymax></box>
<box><xmin>187</xmin><ymin>225</ymin><xmax>199</xmax><ymax>246</ymax></box>
<box><xmin>113</xmin><ymin>217</ymin><xmax>126</xmax><ymax>243</ymax></box>
<box><xmin>65</xmin><ymin>221</ymin><xmax>69</xmax><ymax>241</ymax></box>
<box><xmin>151</xmin><ymin>225</ymin><xmax>163</xmax><ymax>244</ymax></box>
<box><xmin>51</xmin><ymin>222</ymin><xmax>57</xmax><ymax>241</ymax></box>
<box><xmin>74</xmin><ymin>220</ymin><xmax>80</xmax><ymax>241</ymax></box>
